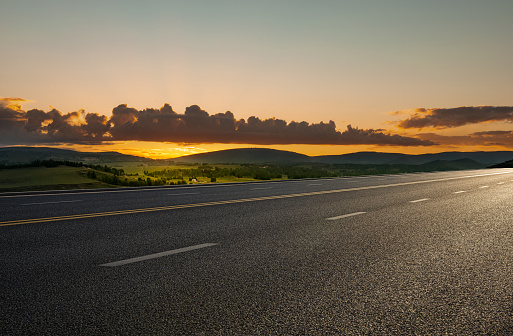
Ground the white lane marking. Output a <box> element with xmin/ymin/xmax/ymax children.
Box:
<box><xmin>167</xmin><ymin>192</ymin><xmax>198</xmax><ymax>196</ymax></box>
<box><xmin>498</xmin><ymin>182</ymin><xmax>505</xmax><ymax>185</ymax></box>
<box><xmin>308</xmin><ymin>183</ymin><xmax>322</xmax><ymax>186</ymax></box>
<box><xmin>326</xmin><ymin>212</ymin><xmax>367</xmax><ymax>220</ymax></box>
<box><xmin>454</xmin><ymin>191</ymin><xmax>467</xmax><ymax>194</ymax></box>
<box><xmin>100</xmin><ymin>243</ymin><xmax>218</xmax><ymax>267</ymax></box>
<box><xmin>252</xmin><ymin>187</ymin><xmax>273</xmax><ymax>190</ymax></box>
<box><xmin>410</xmin><ymin>198</ymin><xmax>430</xmax><ymax>203</ymax></box>
<box><xmin>480</xmin><ymin>186</ymin><xmax>489</xmax><ymax>188</ymax></box>
<box><xmin>21</xmin><ymin>200</ymin><xmax>81</xmax><ymax>206</ymax></box>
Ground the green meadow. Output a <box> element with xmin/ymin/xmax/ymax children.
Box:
<box><xmin>0</xmin><ymin>157</ymin><xmax>488</xmax><ymax>193</ymax></box>
<box><xmin>0</xmin><ymin>166</ymin><xmax>109</xmax><ymax>192</ymax></box>
<box><xmin>0</xmin><ymin>163</ymin><xmax>271</xmax><ymax>192</ymax></box>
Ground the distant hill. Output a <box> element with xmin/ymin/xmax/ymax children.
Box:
<box><xmin>417</xmin><ymin>158</ymin><xmax>487</xmax><ymax>171</ymax></box>
<box><xmin>175</xmin><ymin>148</ymin><xmax>311</xmax><ymax>164</ymax></box>
<box><xmin>175</xmin><ymin>148</ymin><xmax>513</xmax><ymax>165</ymax></box>
<box><xmin>312</xmin><ymin>151</ymin><xmax>513</xmax><ymax>166</ymax></box>
<box><xmin>489</xmin><ymin>159</ymin><xmax>513</xmax><ymax>168</ymax></box>
<box><xmin>1</xmin><ymin>146</ymin><xmax>512</xmax><ymax>168</ymax></box>
<box><xmin>0</xmin><ymin>146</ymin><xmax>151</xmax><ymax>165</ymax></box>
<box><xmin>313</xmin><ymin>152</ymin><xmax>410</xmax><ymax>165</ymax></box>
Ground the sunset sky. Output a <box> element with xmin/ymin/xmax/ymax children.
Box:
<box><xmin>2</xmin><ymin>0</ymin><xmax>513</xmax><ymax>158</ymax></box>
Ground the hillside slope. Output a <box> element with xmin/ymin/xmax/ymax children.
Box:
<box><xmin>174</xmin><ymin>148</ymin><xmax>312</xmax><ymax>164</ymax></box>
<box><xmin>0</xmin><ymin>147</ymin><xmax>151</xmax><ymax>164</ymax></box>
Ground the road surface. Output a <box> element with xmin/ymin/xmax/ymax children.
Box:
<box><xmin>2</xmin><ymin>169</ymin><xmax>513</xmax><ymax>334</ymax></box>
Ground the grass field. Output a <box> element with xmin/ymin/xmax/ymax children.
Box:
<box><xmin>120</xmin><ymin>163</ymin><xmax>240</xmax><ymax>175</ymax></box>
<box><xmin>0</xmin><ymin>166</ymin><xmax>110</xmax><ymax>191</ymax></box>
<box><xmin>0</xmin><ymin>164</ymin><xmax>272</xmax><ymax>192</ymax></box>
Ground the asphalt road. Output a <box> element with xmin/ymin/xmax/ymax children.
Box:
<box><xmin>2</xmin><ymin>168</ymin><xmax>513</xmax><ymax>335</ymax></box>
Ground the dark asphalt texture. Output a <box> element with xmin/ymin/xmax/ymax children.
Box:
<box><xmin>2</xmin><ymin>169</ymin><xmax>513</xmax><ymax>334</ymax></box>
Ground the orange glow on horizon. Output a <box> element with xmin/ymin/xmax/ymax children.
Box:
<box><xmin>27</xmin><ymin>141</ymin><xmax>513</xmax><ymax>160</ymax></box>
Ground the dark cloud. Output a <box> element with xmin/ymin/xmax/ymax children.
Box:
<box><xmin>105</xmin><ymin>104</ymin><xmax>433</xmax><ymax>145</ymax></box>
<box><xmin>395</xmin><ymin>106</ymin><xmax>513</xmax><ymax>129</ymax></box>
<box><xmin>83</xmin><ymin>113</ymin><xmax>111</xmax><ymax>138</ymax></box>
<box><xmin>0</xmin><ymin>101</ymin><xmax>435</xmax><ymax>146</ymax></box>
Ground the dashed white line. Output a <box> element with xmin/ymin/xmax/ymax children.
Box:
<box><xmin>410</xmin><ymin>198</ymin><xmax>430</xmax><ymax>203</ymax></box>
<box><xmin>480</xmin><ymin>186</ymin><xmax>489</xmax><ymax>188</ymax></box>
<box><xmin>21</xmin><ymin>200</ymin><xmax>81</xmax><ymax>206</ymax></box>
<box><xmin>453</xmin><ymin>191</ymin><xmax>467</xmax><ymax>194</ymax></box>
<box><xmin>497</xmin><ymin>182</ymin><xmax>505</xmax><ymax>185</ymax></box>
<box><xmin>100</xmin><ymin>243</ymin><xmax>218</xmax><ymax>267</ymax></box>
<box><xmin>326</xmin><ymin>212</ymin><xmax>367</xmax><ymax>220</ymax></box>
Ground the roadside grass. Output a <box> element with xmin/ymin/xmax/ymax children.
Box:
<box><xmin>0</xmin><ymin>166</ymin><xmax>110</xmax><ymax>192</ymax></box>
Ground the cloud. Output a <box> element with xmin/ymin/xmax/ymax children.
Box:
<box><xmin>0</xmin><ymin>97</ymin><xmax>32</xmax><ymax>111</ymax></box>
<box><xmin>0</xmin><ymin>99</ymin><xmax>435</xmax><ymax>146</ymax></box>
<box><xmin>0</xmin><ymin>105</ymin><xmax>105</xmax><ymax>145</ymax></box>
<box><xmin>395</xmin><ymin>106</ymin><xmax>513</xmax><ymax>129</ymax></box>
<box><xmin>106</xmin><ymin>104</ymin><xmax>434</xmax><ymax>146</ymax></box>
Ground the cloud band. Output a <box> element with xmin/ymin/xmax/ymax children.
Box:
<box><xmin>0</xmin><ymin>101</ymin><xmax>434</xmax><ymax>146</ymax></box>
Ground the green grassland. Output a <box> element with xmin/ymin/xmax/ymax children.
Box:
<box><xmin>0</xmin><ymin>166</ymin><xmax>110</xmax><ymax>192</ymax></box>
<box><xmin>0</xmin><ymin>164</ymin><xmax>268</xmax><ymax>192</ymax></box>
<box><xmin>0</xmin><ymin>157</ymin><xmax>488</xmax><ymax>193</ymax></box>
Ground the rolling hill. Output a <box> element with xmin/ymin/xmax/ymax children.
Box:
<box><xmin>0</xmin><ymin>146</ymin><xmax>151</xmax><ymax>165</ymax></box>
<box><xmin>312</xmin><ymin>151</ymin><xmax>513</xmax><ymax>166</ymax></box>
<box><xmin>1</xmin><ymin>146</ymin><xmax>512</xmax><ymax>168</ymax></box>
<box><xmin>174</xmin><ymin>148</ymin><xmax>311</xmax><ymax>164</ymax></box>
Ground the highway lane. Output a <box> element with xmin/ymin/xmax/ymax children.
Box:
<box><xmin>1</xmin><ymin>168</ymin><xmax>512</xmax><ymax>223</ymax></box>
<box><xmin>2</xmin><ymin>168</ymin><xmax>513</xmax><ymax>334</ymax></box>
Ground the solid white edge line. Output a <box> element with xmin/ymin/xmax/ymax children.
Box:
<box><xmin>326</xmin><ymin>212</ymin><xmax>367</xmax><ymax>220</ymax></box>
<box><xmin>100</xmin><ymin>243</ymin><xmax>218</xmax><ymax>267</ymax></box>
<box><xmin>453</xmin><ymin>191</ymin><xmax>467</xmax><ymax>194</ymax></box>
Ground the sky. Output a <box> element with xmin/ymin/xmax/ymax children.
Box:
<box><xmin>1</xmin><ymin>0</ymin><xmax>513</xmax><ymax>158</ymax></box>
